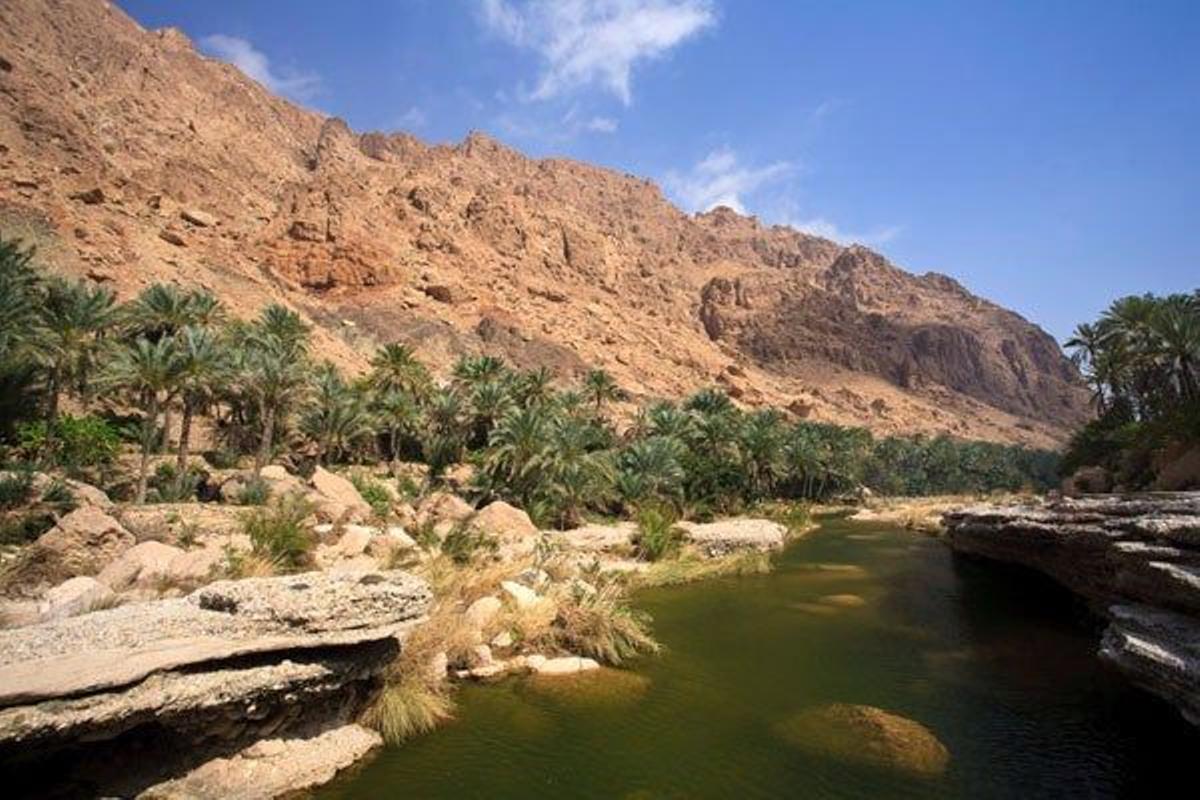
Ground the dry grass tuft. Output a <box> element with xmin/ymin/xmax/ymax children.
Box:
<box><xmin>633</xmin><ymin>549</ymin><xmax>772</xmax><ymax>588</ymax></box>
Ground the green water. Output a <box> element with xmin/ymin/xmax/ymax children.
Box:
<box><xmin>317</xmin><ymin>518</ymin><xmax>1200</xmax><ymax>799</ymax></box>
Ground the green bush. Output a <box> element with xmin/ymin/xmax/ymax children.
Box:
<box><xmin>236</xmin><ymin>476</ymin><xmax>271</xmax><ymax>506</ymax></box>
<box><xmin>243</xmin><ymin>495</ymin><xmax>314</xmax><ymax>571</ymax></box>
<box><xmin>16</xmin><ymin>415</ymin><xmax>120</xmax><ymax>470</ymax></box>
<box><xmin>147</xmin><ymin>463</ymin><xmax>203</xmax><ymax>503</ymax></box>
<box><xmin>0</xmin><ymin>469</ymin><xmax>34</xmax><ymax>511</ymax></box>
<box><xmin>351</xmin><ymin>473</ymin><xmax>392</xmax><ymax>519</ymax></box>
<box><xmin>633</xmin><ymin>505</ymin><xmax>683</xmax><ymax>562</ymax></box>
<box><xmin>440</xmin><ymin>522</ymin><xmax>497</xmax><ymax>565</ymax></box>
<box><xmin>0</xmin><ymin>511</ymin><xmax>56</xmax><ymax>545</ymax></box>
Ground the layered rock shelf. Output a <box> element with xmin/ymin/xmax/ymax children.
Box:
<box><xmin>0</xmin><ymin>570</ymin><xmax>430</xmax><ymax>798</ymax></box>
<box><xmin>944</xmin><ymin>494</ymin><xmax>1200</xmax><ymax>724</ymax></box>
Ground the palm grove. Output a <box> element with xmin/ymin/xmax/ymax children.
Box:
<box><xmin>0</xmin><ymin>236</ymin><xmax>1059</xmax><ymax>529</ymax></box>
<box><xmin>1063</xmin><ymin>291</ymin><xmax>1200</xmax><ymax>486</ymax></box>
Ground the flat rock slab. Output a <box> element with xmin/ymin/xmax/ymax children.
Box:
<box><xmin>0</xmin><ymin>570</ymin><xmax>430</xmax><ymax>707</ymax></box>
<box><xmin>139</xmin><ymin>724</ymin><xmax>382</xmax><ymax>800</ymax></box>
<box><xmin>678</xmin><ymin>518</ymin><xmax>786</xmax><ymax>555</ymax></box>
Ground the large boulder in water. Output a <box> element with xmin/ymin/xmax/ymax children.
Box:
<box><xmin>677</xmin><ymin>518</ymin><xmax>786</xmax><ymax>557</ymax></box>
<box><xmin>775</xmin><ymin>703</ymin><xmax>950</xmax><ymax>776</ymax></box>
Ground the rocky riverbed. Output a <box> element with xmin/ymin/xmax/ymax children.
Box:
<box><xmin>944</xmin><ymin>493</ymin><xmax>1200</xmax><ymax>724</ymax></box>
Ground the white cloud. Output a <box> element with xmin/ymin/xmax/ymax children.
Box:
<box><xmin>200</xmin><ymin>34</ymin><xmax>320</xmax><ymax>101</ymax></box>
<box><xmin>479</xmin><ymin>0</ymin><xmax>716</xmax><ymax>104</ymax></box>
<box><xmin>664</xmin><ymin>146</ymin><xmax>791</xmax><ymax>213</ymax></box>
<box><xmin>395</xmin><ymin>106</ymin><xmax>428</xmax><ymax>130</ymax></box>
<box><xmin>790</xmin><ymin>216</ymin><xmax>903</xmax><ymax>246</ymax></box>
<box><xmin>584</xmin><ymin>115</ymin><xmax>618</xmax><ymax>133</ymax></box>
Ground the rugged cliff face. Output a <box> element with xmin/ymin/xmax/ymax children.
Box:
<box><xmin>0</xmin><ymin>0</ymin><xmax>1089</xmax><ymax>446</ymax></box>
<box><xmin>945</xmin><ymin>495</ymin><xmax>1200</xmax><ymax>725</ymax></box>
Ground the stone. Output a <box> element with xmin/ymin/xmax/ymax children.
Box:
<box><xmin>38</xmin><ymin>576</ymin><xmax>114</xmax><ymax>621</ymax></box>
<box><xmin>775</xmin><ymin>703</ymin><xmax>950</xmax><ymax>776</ymax></box>
<box><xmin>159</xmin><ymin>228</ymin><xmax>186</xmax><ymax>247</ymax></box>
<box><xmin>180</xmin><ymin>207</ymin><xmax>217</xmax><ymax>227</ymax></box>
<box><xmin>426</xmin><ymin>651</ymin><xmax>449</xmax><ymax>683</ymax></box>
<box><xmin>533</xmin><ymin>656</ymin><xmax>601</xmax><ymax>676</ymax></box>
<box><xmin>70</xmin><ymin>187</ymin><xmax>104</xmax><ymax>204</ymax></box>
<box><xmin>491</xmin><ymin>630</ymin><xmax>514</xmax><ymax>649</ymax></box>
<box><xmin>1064</xmin><ymin>465</ymin><xmax>1113</xmax><ymax>495</ymax></box>
<box><xmin>501</xmin><ymin>580</ymin><xmax>541</xmax><ymax>609</ymax></box>
<box><xmin>309</xmin><ymin>466</ymin><xmax>371</xmax><ymax>523</ymax></box>
<box><xmin>384</xmin><ymin>526</ymin><xmax>416</xmax><ymax>549</ymax></box>
<box><xmin>415</xmin><ymin>491</ymin><xmax>474</xmax><ymax>528</ymax></box>
<box><xmin>678</xmin><ymin>518</ymin><xmax>787</xmax><ymax>557</ymax></box>
<box><xmin>559</xmin><ymin>522</ymin><xmax>637</xmax><ymax>552</ymax></box>
<box><xmin>0</xmin><ymin>506</ymin><xmax>135</xmax><ymax>598</ymax></box>
<box><xmin>471</xmin><ymin>501</ymin><xmax>539</xmax><ymax>557</ymax></box>
<box><xmin>327</xmin><ymin>555</ymin><xmax>380</xmax><ymax>574</ymax></box>
<box><xmin>465</xmin><ymin>595</ymin><xmax>502</xmax><ymax>629</ymax></box>
<box><xmin>139</xmin><ymin>723</ymin><xmax>381</xmax><ymax>800</ymax></box>
<box><xmin>97</xmin><ymin>540</ymin><xmax>186</xmax><ymax>590</ymax></box>
<box><xmin>168</xmin><ymin>546</ymin><xmax>225</xmax><ymax>584</ymax></box>
<box><xmin>818</xmin><ymin>594</ymin><xmax>867</xmax><ymax>608</ymax></box>
<box><xmin>335</xmin><ymin>525</ymin><xmax>375</xmax><ymax>556</ymax></box>
<box><xmin>472</xmin><ymin>643</ymin><xmax>494</xmax><ymax>667</ymax></box>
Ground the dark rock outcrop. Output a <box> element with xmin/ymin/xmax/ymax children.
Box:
<box><xmin>944</xmin><ymin>494</ymin><xmax>1200</xmax><ymax>724</ymax></box>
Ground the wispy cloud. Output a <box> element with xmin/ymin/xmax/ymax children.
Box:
<box><xmin>394</xmin><ymin>106</ymin><xmax>428</xmax><ymax>130</ymax></box>
<box><xmin>200</xmin><ymin>34</ymin><xmax>320</xmax><ymax>101</ymax></box>
<box><xmin>789</xmin><ymin>216</ymin><xmax>903</xmax><ymax>246</ymax></box>
<box><xmin>664</xmin><ymin>146</ymin><xmax>792</xmax><ymax>213</ymax></box>
<box><xmin>479</xmin><ymin>0</ymin><xmax>716</xmax><ymax>104</ymax></box>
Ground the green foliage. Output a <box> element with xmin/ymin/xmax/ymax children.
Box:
<box><xmin>351</xmin><ymin>473</ymin><xmax>393</xmax><ymax>519</ymax></box>
<box><xmin>16</xmin><ymin>415</ymin><xmax>120</xmax><ymax>470</ymax></box>
<box><xmin>0</xmin><ymin>511</ymin><xmax>56</xmax><ymax>545</ymax></box>
<box><xmin>0</xmin><ymin>469</ymin><xmax>34</xmax><ymax>511</ymax></box>
<box><xmin>439</xmin><ymin>522</ymin><xmax>497</xmax><ymax>565</ymax></box>
<box><xmin>235</xmin><ymin>476</ymin><xmax>271</xmax><ymax>506</ymax></box>
<box><xmin>633</xmin><ymin>504</ymin><xmax>683</xmax><ymax>562</ymax></box>
<box><xmin>147</xmin><ymin>463</ymin><xmax>203</xmax><ymax>503</ymax></box>
<box><xmin>242</xmin><ymin>495</ymin><xmax>314</xmax><ymax>571</ymax></box>
<box><xmin>1063</xmin><ymin>291</ymin><xmax>1200</xmax><ymax>485</ymax></box>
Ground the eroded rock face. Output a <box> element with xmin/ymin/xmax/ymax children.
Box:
<box><xmin>0</xmin><ymin>506</ymin><xmax>134</xmax><ymax>598</ymax></box>
<box><xmin>0</xmin><ymin>569</ymin><xmax>430</xmax><ymax>797</ymax></box>
<box><xmin>944</xmin><ymin>494</ymin><xmax>1200</xmax><ymax>725</ymax></box>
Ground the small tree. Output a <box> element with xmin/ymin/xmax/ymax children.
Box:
<box><xmin>105</xmin><ymin>337</ymin><xmax>181</xmax><ymax>503</ymax></box>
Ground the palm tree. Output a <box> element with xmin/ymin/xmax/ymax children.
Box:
<box><xmin>255</xmin><ymin>304</ymin><xmax>311</xmax><ymax>353</ymax></box>
<box><xmin>583</xmin><ymin>368</ymin><xmax>621</xmax><ymax>415</ymax></box>
<box><xmin>173</xmin><ymin>325</ymin><xmax>226</xmax><ymax>472</ymax></box>
<box><xmin>302</xmin><ymin>364</ymin><xmax>376</xmax><ymax>464</ymax></box>
<box><xmin>125</xmin><ymin>283</ymin><xmax>192</xmax><ymax>342</ymax></box>
<box><xmin>541</xmin><ymin>414</ymin><xmax>615</xmax><ymax>527</ymax></box>
<box><xmin>105</xmin><ymin>337</ymin><xmax>181</xmax><ymax>503</ymax></box>
<box><xmin>1148</xmin><ymin>296</ymin><xmax>1200</xmax><ymax>401</ymax></box>
<box><xmin>738</xmin><ymin>410</ymin><xmax>786</xmax><ymax>500</ymax></box>
<box><xmin>374</xmin><ymin>389</ymin><xmax>423</xmax><ymax>470</ymax></box>
<box><xmin>422</xmin><ymin>388</ymin><xmax>469</xmax><ymax>474</ymax></box>
<box><xmin>483</xmin><ymin>404</ymin><xmax>552</xmax><ymax>502</ymax></box>
<box><xmin>243</xmin><ymin>336</ymin><xmax>310</xmax><ymax>471</ymax></box>
<box><xmin>37</xmin><ymin>278</ymin><xmax>117</xmax><ymax>418</ymax></box>
<box><xmin>370</xmin><ymin>342</ymin><xmax>431</xmax><ymax>399</ymax></box>
<box><xmin>516</xmin><ymin>366</ymin><xmax>556</xmax><ymax>407</ymax></box>
<box><xmin>616</xmin><ymin>436</ymin><xmax>686</xmax><ymax>510</ymax></box>
<box><xmin>453</xmin><ymin>354</ymin><xmax>507</xmax><ymax>388</ymax></box>
<box><xmin>0</xmin><ymin>237</ymin><xmax>44</xmax><ymax>364</ymax></box>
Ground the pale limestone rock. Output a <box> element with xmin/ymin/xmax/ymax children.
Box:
<box><xmin>501</xmin><ymin>580</ymin><xmax>540</xmax><ymax>609</ymax></box>
<box><xmin>678</xmin><ymin>518</ymin><xmax>786</xmax><ymax>556</ymax></box>
<box><xmin>465</xmin><ymin>595</ymin><xmax>502</xmax><ymax>629</ymax></box>
<box><xmin>0</xmin><ymin>506</ymin><xmax>134</xmax><ymax>598</ymax></box>
<box><xmin>98</xmin><ymin>540</ymin><xmax>186</xmax><ymax>590</ymax></box>
<box><xmin>534</xmin><ymin>656</ymin><xmax>600</xmax><ymax>675</ymax></box>
<box><xmin>309</xmin><ymin>467</ymin><xmax>371</xmax><ymax>523</ymax></box>
<box><xmin>38</xmin><ymin>576</ymin><xmax>114</xmax><ymax>621</ymax></box>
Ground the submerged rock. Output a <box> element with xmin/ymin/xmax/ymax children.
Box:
<box><xmin>775</xmin><ymin>703</ymin><xmax>950</xmax><ymax>776</ymax></box>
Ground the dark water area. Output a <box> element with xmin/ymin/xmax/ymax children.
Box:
<box><xmin>317</xmin><ymin>517</ymin><xmax>1200</xmax><ymax>799</ymax></box>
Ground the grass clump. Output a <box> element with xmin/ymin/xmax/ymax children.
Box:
<box><xmin>0</xmin><ymin>469</ymin><xmax>35</xmax><ymax>510</ymax></box>
<box><xmin>539</xmin><ymin>580</ymin><xmax>660</xmax><ymax>666</ymax></box>
<box><xmin>440</xmin><ymin>522</ymin><xmax>497</xmax><ymax>565</ymax></box>
<box><xmin>0</xmin><ymin>511</ymin><xmax>56</xmax><ymax>545</ymax></box>
<box><xmin>632</xmin><ymin>505</ymin><xmax>683</xmax><ymax>562</ymax></box>
<box><xmin>241</xmin><ymin>494</ymin><xmax>314</xmax><ymax>571</ymax></box>
<box><xmin>634</xmin><ymin>549</ymin><xmax>772</xmax><ymax>588</ymax></box>
<box><xmin>236</xmin><ymin>475</ymin><xmax>271</xmax><ymax>506</ymax></box>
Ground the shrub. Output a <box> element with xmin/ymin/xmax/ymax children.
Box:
<box><xmin>147</xmin><ymin>464</ymin><xmax>203</xmax><ymax>503</ymax></box>
<box><xmin>16</xmin><ymin>415</ymin><xmax>120</xmax><ymax>470</ymax></box>
<box><xmin>236</xmin><ymin>476</ymin><xmax>271</xmax><ymax>506</ymax></box>
<box><xmin>541</xmin><ymin>580</ymin><xmax>659</xmax><ymax>665</ymax></box>
<box><xmin>440</xmin><ymin>522</ymin><xmax>497</xmax><ymax>565</ymax></box>
<box><xmin>242</xmin><ymin>495</ymin><xmax>314</xmax><ymax>571</ymax></box>
<box><xmin>0</xmin><ymin>469</ymin><xmax>34</xmax><ymax>511</ymax></box>
<box><xmin>0</xmin><ymin>511</ymin><xmax>56</xmax><ymax>545</ymax></box>
<box><xmin>632</xmin><ymin>505</ymin><xmax>683</xmax><ymax>562</ymax></box>
<box><xmin>351</xmin><ymin>473</ymin><xmax>393</xmax><ymax>519</ymax></box>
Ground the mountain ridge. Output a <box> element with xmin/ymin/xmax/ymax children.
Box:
<box><xmin>0</xmin><ymin>0</ymin><xmax>1089</xmax><ymax>447</ymax></box>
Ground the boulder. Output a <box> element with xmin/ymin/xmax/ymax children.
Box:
<box><xmin>1063</xmin><ymin>465</ymin><xmax>1113</xmax><ymax>495</ymax></box>
<box><xmin>415</xmin><ymin>492</ymin><xmax>474</xmax><ymax>528</ymax></box>
<box><xmin>775</xmin><ymin>703</ymin><xmax>950</xmax><ymax>776</ymax></box>
<box><xmin>500</xmin><ymin>580</ymin><xmax>541</xmax><ymax>609</ymax></box>
<box><xmin>533</xmin><ymin>656</ymin><xmax>601</xmax><ymax>676</ymax></box>
<box><xmin>168</xmin><ymin>546</ymin><xmax>226</xmax><ymax>584</ymax></box>
<box><xmin>471</xmin><ymin>501</ymin><xmax>538</xmax><ymax>556</ymax></box>
<box><xmin>97</xmin><ymin>540</ymin><xmax>187</xmax><ymax>590</ymax></box>
<box><xmin>1155</xmin><ymin>444</ymin><xmax>1200</xmax><ymax>491</ymax></box>
<box><xmin>309</xmin><ymin>467</ymin><xmax>371</xmax><ymax>523</ymax></box>
<box><xmin>441</xmin><ymin>462</ymin><xmax>476</xmax><ymax>492</ymax></box>
<box><xmin>678</xmin><ymin>518</ymin><xmax>786</xmax><ymax>557</ymax></box>
<box><xmin>560</xmin><ymin>522</ymin><xmax>636</xmax><ymax>552</ymax></box>
<box><xmin>38</xmin><ymin>576</ymin><xmax>114</xmax><ymax>621</ymax></box>
<box><xmin>0</xmin><ymin>507</ymin><xmax>134</xmax><ymax>598</ymax></box>
<box><xmin>180</xmin><ymin>207</ymin><xmax>217</xmax><ymax>227</ymax></box>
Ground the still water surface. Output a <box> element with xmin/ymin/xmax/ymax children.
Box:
<box><xmin>318</xmin><ymin>517</ymin><xmax>1199</xmax><ymax>799</ymax></box>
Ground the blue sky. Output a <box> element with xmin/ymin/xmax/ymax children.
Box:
<box><xmin>119</xmin><ymin>1</ymin><xmax>1200</xmax><ymax>341</ymax></box>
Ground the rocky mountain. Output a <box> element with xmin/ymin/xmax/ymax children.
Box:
<box><xmin>0</xmin><ymin>0</ymin><xmax>1089</xmax><ymax>447</ymax></box>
